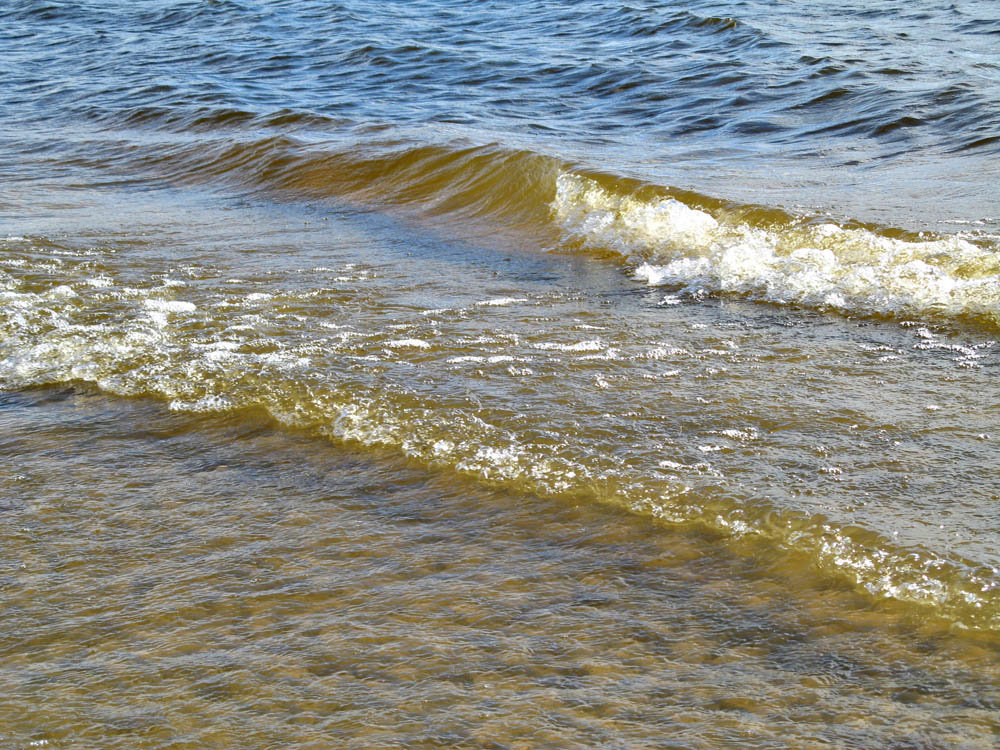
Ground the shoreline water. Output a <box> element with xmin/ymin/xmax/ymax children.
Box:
<box><xmin>4</xmin><ymin>0</ymin><xmax>1000</xmax><ymax>745</ymax></box>
<box><xmin>3</xmin><ymin>385</ymin><xmax>999</xmax><ymax>748</ymax></box>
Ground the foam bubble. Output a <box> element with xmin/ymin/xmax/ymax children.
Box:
<box><xmin>533</xmin><ymin>339</ymin><xmax>603</xmax><ymax>352</ymax></box>
<box><xmin>385</xmin><ymin>338</ymin><xmax>431</xmax><ymax>349</ymax></box>
<box><xmin>144</xmin><ymin>299</ymin><xmax>197</xmax><ymax>313</ymax></box>
<box><xmin>554</xmin><ymin>172</ymin><xmax>1000</xmax><ymax>325</ymax></box>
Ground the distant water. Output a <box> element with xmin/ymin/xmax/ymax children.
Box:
<box><xmin>3</xmin><ymin>1</ymin><xmax>1000</xmax><ymax>747</ymax></box>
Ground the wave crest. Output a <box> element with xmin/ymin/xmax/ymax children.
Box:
<box><xmin>553</xmin><ymin>172</ymin><xmax>1000</xmax><ymax>325</ymax></box>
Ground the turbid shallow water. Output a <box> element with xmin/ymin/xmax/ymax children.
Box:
<box><xmin>3</xmin><ymin>1</ymin><xmax>1000</xmax><ymax>747</ymax></box>
<box><xmin>3</xmin><ymin>385</ymin><xmax>1000</xmax><ymax>749</ymax></box>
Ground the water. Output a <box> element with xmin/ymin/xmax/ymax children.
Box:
<box><xmin>2</xmin><ymin>1</ymin><xmax>1000</xmax><ymax>747</ymax></box>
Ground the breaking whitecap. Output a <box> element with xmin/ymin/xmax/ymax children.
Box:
<box><xmin>552</xmin><ymin>172</ymin><xmax>1000</xmax><ymax>326</ymax></box>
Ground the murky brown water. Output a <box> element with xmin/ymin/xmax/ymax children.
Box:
<box><xmin>3</xmin><ymin>386</ymin><xmax>999</xmax><ymax>749</ymax></box>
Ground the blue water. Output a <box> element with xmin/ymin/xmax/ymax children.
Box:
<box><xmin>3</xmin><ymin>0</ymin><xmax>999</xmax><ymax>229</ymax></box>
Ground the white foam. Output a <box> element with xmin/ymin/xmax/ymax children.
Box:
<box><xmin>446</xmin><ymin>354</ymin><xmax>528</xmax><ymax>365</ymax></box>
<box><xmin>554</xmin><ymin>174</ymin><xmax>718</xmax><ymax>258</ymax></box>
<box><xmin>432</xmin><ymin>439</ymin><xmax>455</xmax><ymax>456</ymax></box>
<box><xmin>580</xmin><ymin>347</ymin><xmax>622</xmax><ymax>360</ymax></box>
<box><xmin>46</xmin><ymin>285</ymin><xmax>77</xmax><ymax>299</ymax></box>
<box><xmin>168</xmin><ymin>394</ymin><xmax>234</xmax><ymax>412</ymax></box>
<box><xmin>533</xmin><ymin>339</ymin><xmax>603</xmax><ymax>352</ymax></box>
<box><xmin>643</xmin><ymin>344</ymin><xmax>688</xmax><ymax>359</ymax></box>
<box><xmin>143</xmin><ymin>299</ymin><xmax>197</xmax><ymax>313</ymax></box>
<box><xmin>447</xmin><ymin>355</ymin><xmax>484</xmax><ymax>363</ymax></box>
<box><xmin>553</xmin><ymin>172</ymin><xmax>1000</xmax><ymax>323</ymax></box>
<box><xmin>204</xmin><ymin>348</ymin><xmax>237</xmax><ymax>362</ymax></box>
<box><xmin>719</xmin><ymin>428</ymin><xmax>757</xmax><ymax>441</ymax></box>
<box><xmin>146</xmin><ymin>311</ymin><xmax>168</xmax><ymax>327</ymax></box>
<box><xmin>697</xmin><ymin>444</ymin><xmax>726</xmax><ymax>453</ymax></box>
<box><xmin>385</xmin><ymin>338</ymin><xmax>431</xmax><ymax>349</ymax></box>
<box><xmin>477</xmin><ymin>297</ymin><xmax>528</xmax><ymax>307</ymax></box>
<box><xmin>191</xmin><ymin>340</ymin><xmax>241</xmax><ymax>351</ymax></box>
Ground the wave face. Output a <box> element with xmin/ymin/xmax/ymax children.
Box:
<box><xmin>3</xmin><ymin>0</ymin><xmax>1000</xmax><ymax>644</ymax></box>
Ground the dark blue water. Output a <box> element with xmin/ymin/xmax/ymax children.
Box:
<box><xmin>3</xmin><ymin>0</ymin><xmax>999</xmax><ymax>229</ymax></box>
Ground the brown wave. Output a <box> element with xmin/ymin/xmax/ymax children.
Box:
<box><xmin>101</xmin><ymin>131</ymin><xmax>835</xmax><ymax>239</ymax></box>
<box><xmin>60</xmin><ymin>129</ymin><xmax>1000</xmax><ymax>332</ymax></box>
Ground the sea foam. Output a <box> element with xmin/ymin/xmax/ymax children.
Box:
<box><xmin>553</xmin><ymin>172</ymin><xmax>1000</xmax><ymax>324</ymax></box>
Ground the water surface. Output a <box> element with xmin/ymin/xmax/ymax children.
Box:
<box><xmin>2</xmin><ymin>1</ymin><xmax>1000</xmax><ymax>747</ymax></box>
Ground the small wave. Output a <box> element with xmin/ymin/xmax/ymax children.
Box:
<box><xmin>38</xmin><ymin>125</ymin><xmax>1000</xmax><ymax>329</ymax></box>
<box><xmin>654</xmin><ymin>10</ymin><xmax>775</xmax><ymax>51</ymax></box>
<box><xmin>92</xmin><ymin>105</ymin><xmax>344</xmax><ymax>134</ymax></box>
<box><xmin>950</xmin><ymin>134</ymin><xmax>1000</xmax><ymax>154</ymax></box>
<box><xmin>1</xmin><ymin>274</ymin><xmax>997</xmax><ymax>635</ymax></box>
